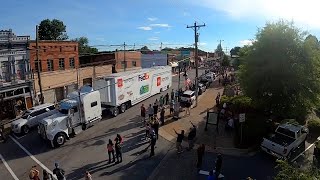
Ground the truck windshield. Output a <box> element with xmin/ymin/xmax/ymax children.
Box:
<box><xmin>59</xmin><ymin>109</ymin><xmax>69</xmax><ymax>115</ymax></box>
<box><xmin>277</xmin><ymin>127</ymin><xmax>296</xmax><ymax>139</ymax></box>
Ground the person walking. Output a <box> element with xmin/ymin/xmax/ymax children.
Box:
<box><xmin>140</xmin><ymin>104</ymin><xmax>146</xmax><ymax>126</ymax></box>
<box><xmin>173</xmin><ymin>129</ymin><xmax>184</xmax><ymax>154</ymax></box>
<box><xmin>185</xmin><ymin>99</ymin><xmax>191</xmax><ymax>116</ymax></box>
<box><xmin>215</xmin><ymin>94</ymin><xmax>220</xmax><ymax>106</ymax></box>
<box><xmin>153</xmin><ymin>100</ymin><xmax>158</xmax><ymax>116</ymax></box>
<box><xmin>147</xmin><ymin>104</ymin><xmax>154</xmax><ymax>121</ymax></box>
<box><xmin>84</xmin><ymin>171</ymin><xmax>92</xmax><ymax>180</ymax></box>
<box><xmin>160</xmin><ymin>107</ymin><xmax>165</xmax><ymax>125</ymax></box>
<box><xmin>152</xmin><ymin>119</ymin><xmax>160</xmax><ymax>139</ymax></box>
<box><xmin>165</xmin><ymin>93</ymin><xmax>169</xmax><ymax>105</ymax></box>
<box><xmin>187</xmin><ymin>121</ymin><xmax>197</xmax><ymax>150</ymax></box>
<box><xmin>43</xmin><ymin>169</ymin><xmax>53</xmax><ymax>180</ymax></box>
<box><xmin>215</xmin><ymin>154</ymin><xmax>223</xmax><ymax>178</ymax></box>
<box><xmin>159</xmin><ymin>95</ymin><xmax>164</xmax><ymax>107</ymax></box>
<box><xmin>29</xmin><ymin>165</ymin><xmax>40</xmax><ymax>180</ymax></box>
<box><xmin>53</xmin><ymin>163</ymin><xmax>66</xmax><ymax>180</ymax></box>
<box><xmin>196</xmin><ymin>144</ymin><xmax>205</xmax><ymax>169</ymax></box>
<box><xmin>107</xmin><ymin>139</ymin><xmax>115</xmax><ymax>163</ymax></box>
<box><xmin>171</xmin><ymin>89</ymin><xmax>175</xmax><ymax>101</ymax></box>
<box><xmin>115</xmin><ymin>136</ymin><xmax>122</xmax><ymax>163</ymax></box>
<box><xmin>145</xmin><ymin>123</ymin><xmax>151</xmax><ymax>140</ymax></box>
<box><xmin>150</xmin><ymin>131</ymin><xmax>157</xmax><ymax>157</ymax></box>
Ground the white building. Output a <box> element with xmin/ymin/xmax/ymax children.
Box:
<box><xmin>0</xmin><ymin>29</ymin><xmax>31</xmax><ymax>82</ymax></box>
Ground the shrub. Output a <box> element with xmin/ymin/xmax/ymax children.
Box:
<box><xmin>307</xmin><ymin>119</ymin><xmax>320</xmax><ymax>137</ymax></box>
<box><xmin>219</xmin><ymin>95</ymin><xmax>253</xmax><ymax>114</ymax></box>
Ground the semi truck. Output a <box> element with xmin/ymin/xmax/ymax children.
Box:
<box><xmin>94</xmin><ymin>66</ymin><xmax>172</xmax><ymax>116</ymax></box>
<box><xmin>38</xmin><ymin>86</ymin><xmax>102</xmax><ymax>147</ymax></box>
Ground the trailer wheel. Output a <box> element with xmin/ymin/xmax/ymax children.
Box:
<box><xmin>54</xmin><ymin>133</ymin><xmax>66</xmax><ymax>147</ymax></box>
<box><xmin>120</xmin><ymin>103</ymin><xmax>126</xmax><ymax>113</ymax></box>
<box><xmin>112</xmin><ymin>108</ymin><xmax>119</xmax><ymax>117</ymax></box>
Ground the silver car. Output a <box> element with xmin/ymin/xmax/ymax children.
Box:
<box><xmin>11</xmin><ymin>103</ymin><xmax>56</xmax><ymax>134</ymax></box>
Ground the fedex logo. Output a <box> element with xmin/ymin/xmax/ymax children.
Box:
<box><xmin>138</xmin><ymin>73</ymin><xmax>150</xmax><ymax>81</ymax></box>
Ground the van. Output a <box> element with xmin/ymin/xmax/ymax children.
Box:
<box><xmin>11</xmin><ymin>103</ymin><xmax>56</xmax><ymax>134</ymax></box>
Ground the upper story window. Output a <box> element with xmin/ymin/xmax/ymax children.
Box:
<box><xmin>34</xmin><ymin>60</ymin><xmax>42</xmax><ymax>72</ymax></box>
<box><xmin>59</xmin><ymin>58</ymin><xmax>65</xmax><ymax>70</ymax></box>
<box><xmin>69</xmin><ymin>58</ymin><xmax>75</xmax><ymax>69</ymax></box>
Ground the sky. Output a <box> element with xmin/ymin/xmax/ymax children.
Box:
<box><xmin>1</xmin><ymin>0</ymin><xmax>320</xmax><ymax>52</ymax></box>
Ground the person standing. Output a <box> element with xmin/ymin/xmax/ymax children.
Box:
<box><xmin>152</xmin><ymin>119</ymin><xmax>160</xmax><ymax>139</ymax></box>
<box><xmin>171</xmin><ymin>89</ymin><xmax>175</xmax><ymax>101</ymax></box>
<box><xmin>173</xmin><ymin>129</ymin><xmax>184</xmax><ymax>154</ymax></box>
<box><xmin>53</xmin><ymin>163</ymin><xmax>66</xmax><ymax>180</ymax></box>
<box><xmin>215</xmin><ymin>154</ymin><xmax>223</xmax><ymax>177</ymax></box>
<box><xmin>43</xmin><ymin>169</ymin><xmax>53</xmax><ymax>180</ymax></box>
<box><xmin>185</xmin><ymin>99</ymin><xmax>191</xmax><ymax>116</ymax></box>
<box><xmin>107</xmin><ymin>139</ymin><xmax>115</xmax><ymax>163</ymax></box>
<box><xmin>175</xmin><ymin>90</ymin><xmax>179</xmax><ymax>101</ymax></box>
<box><xmin>85</xmin><ymin>171</ymin><xmax>92</xmax><ymax>180</ymax></box>
<box><xmin>145</xmin><ymin>123</ymin><xmax>151</xmax><ymax>140</ymax></box>
<box><xmin>187</xmin><ymin>122</ymin><xmax>197</xmax><ymax>150</ymax></box>
<box><xmin>165</xmin><ymin>93</ymin><xmax>169</xmax><ymax>105</ymax></box>
<box><xmin>159</xmin><ymin>95</ymin><xmax>164</xmax><ymax>107</ymax></box>
<box><xmin>147</xmin><ymin>104</ymin><xmax>154</xmax><ymax>121</ymax></box>
<box><xmin>115</xmin><ymin>136</ymin><xmax>122</xmax><ymax>163</ymax></box>
<box><xmin>140</xmin><ymin>104</ymin><xmax>146</xmax><ymax>126</ymax></box>
<box><xmin>150</xmin><ymin>131</ymin><xmax>157</xmax><ymax>157</ymax></box>
<box><xmin>170</xmin><ymin>100</ymin><xmax>174</xmax><ymax>116</ymax></box>
<box><xmin>29</xmin><ymin>165</ymin><xmax>40</xmax><ymax>180</ymax></box>
<box><xmin>196</xmin><ymin>144</ymin><xmax>205</xmax><ymax>169</ymax></box>
<box><xmin>160</xmin><ymin>107</ymin><xmax>165</xmax><ymax>125</ymax></box>
<box><xmin>153</xmin><ymin>100</ymin><xmax>159</xmax><ymax>116</ymax></box>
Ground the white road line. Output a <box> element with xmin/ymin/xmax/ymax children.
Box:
<box><xmin>0</xmin><ymin>153</ymin><xmax>19</xmax><ymax>180</ymax></box>
<box><xmin>12</xmin><ymin>134</ymin><xmax>26</xmax><ymax>140</ymax></box>
<box><xmin>199</xmin><ymin>170</ymin><xmax>225</xmax><ymax>178</ymax></box>
<box><xmin>9</xmin><ymin>135</ymin><xmax>57</xmax><ymax>180</ymax></box>
<box><xmin>292</xmin><ymin>143</ymin><xmax>315</xmax><ymax>162</ymax></box>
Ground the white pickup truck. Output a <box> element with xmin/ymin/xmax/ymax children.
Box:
<box><xmin>261</xmin><ymin>123</ymin><xmax>308</xmax><ymax>159</ymax></box>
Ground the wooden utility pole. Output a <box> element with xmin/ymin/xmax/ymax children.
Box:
<box><xmin>36</xmin><ymin>25</ymin><xmax>44</xmax><ymax>104</ymax></box>
<box><xmin>187</xmin><ymin>22</ymin><xmax>205</xmax><ymax>107</ymax></box>
<box><xmin>123</xmin><ymin>42</ymin><xmax>126</xmax><ymax>72</ymax></box>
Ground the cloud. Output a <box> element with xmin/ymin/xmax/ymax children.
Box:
<box><xmin>183</xmin><ymin>12</ymin><xmax>191</xmax><ymax>17</ymax></box>
<box><xmin>148</xmin><ymin>37</ymin><xmax>159</xmax><ymax>41</ymax></box>
<box><xmin>195</xmin><ymin>0</ymin><xmax>320</xmax><ymax>29</ymax></box>
<box><xmin>137</xmin><ymin>26</ymin><xmax>152</xmax><ymax>31</ymax></box>
<box><xmin>150</xmin><ymin>24</ymin><xmax>171</xmax><ymax>28</ymax></box>
<box><xmin>239</xmin><ymin>39</ymin><xmax>254</xmax><ymax>46</ymax></box>
<box><xmin>154</xmin><ymin>31</ymin><xmax>161</xmax><ymax>34</ymax></box>
<box><xmin>148</xmin><ymin>17</ymin><xmax>158</xmax><ymax>21</ymax></box>
<box><xmin>199</xmin><ymin>42</ymin><xmax>207</xmax><ymax>46</ymax></box>
<box><xmin>95</xmin><ymin>37</ymin><xmax>106</xmax><ymax>42</ymax></box>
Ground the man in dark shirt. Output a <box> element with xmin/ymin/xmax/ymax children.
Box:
<box><xmin>140</xmin><ymin>104</ymin><xmax>146</xmax><ymax>126</ymax></box>
<box><xmin>53</xmin><ymin>163</ymin><xmax>65</xmax><ymax>180</ymax></box>
<box><xmin>174</xmin><ymin>129</ymin><xmax>184</xmax><ymax>154</ymax></box>
<box><xmin>187</xmin><ymin>121</ymin><xmax>197</xmax><ymax>150</ymax></box>
<box><xmin>150</xmin><ymin>132</ymin><xmax>157</xmax><ymax>157</ymax></box>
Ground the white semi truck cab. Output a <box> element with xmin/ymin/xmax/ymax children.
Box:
<box><xmin>38</xmin><ymin>86</ymin><xmax>102</xmax><ymax>147</ymax></box>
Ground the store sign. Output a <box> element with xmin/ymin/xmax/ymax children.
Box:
<box><xmin>157</xmin><ymin>77</ymin><xmax>161</xmax><ymax>86</ymax></box>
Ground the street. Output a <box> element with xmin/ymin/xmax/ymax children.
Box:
<box><xmin>0</xmin><ymin>69</ymin><xmax>204</xmax><ymax>180</ymax></box>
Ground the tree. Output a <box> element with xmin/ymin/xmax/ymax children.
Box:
<box><xmin>73</xmin><ymin>37</ymin><xmax>98</xmax><ymax>55</ymax></box>
<box><xmin>275</xmin><ymin>160</ymin><xmax>320</xmax><ymax>180</ymax></box>
<box><xmin>38</xmin><ymin>19</ymin><xmax>68</xmax><ymax>40</ymax></box>
<box><xmin>221</xmin><ymin>55</ymin><xmax>230</xmax><ymax>66</ymax></box>
<box><xmin>239</xmin><ymin>20</ymin><xmax>320</xmax><ymax>120</ymax></box>
<box><xmin>230</xmin><ymin>46</ymin><xmax>241</xmax><ymax>57</ymax></box>
<box><xmin>140</xmin><ymin>46</ymin><xmax>150</xmax><ymax>51</ymax></box>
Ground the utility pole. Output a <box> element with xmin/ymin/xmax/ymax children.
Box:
<box><xmin>187</xmin><ymin>22</ymin><xmax>205</xmax><ymax>107</ymax></box>
<box><xmin>36</xmin><ymin>25</ymin><xmax>44</xmax><ymax>104</ymax></box>
<box><xmin>160</xmin><ymin>42</ymin><xmax>163</xmax><ymax>51</ymax></box>
<box><xmin>123</xmin><ymin>42</ymin><xmax>126</xmax><ymax>72</ymax></box>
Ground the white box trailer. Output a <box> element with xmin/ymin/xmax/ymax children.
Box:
<box><xmin>94</xmin><ymin>66</ymin><xmax>172</xmax><ymax>116</ymax></box>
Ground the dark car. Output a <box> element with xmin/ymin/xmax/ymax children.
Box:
<box><xmin>199</xmin><ymin>78</ymin><xmax>210</xmax><ymax>88</ymax></box>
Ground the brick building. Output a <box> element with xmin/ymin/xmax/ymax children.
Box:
<box><xmin>114</xmin><ymin>51</ymin><xmax>141</xmax><ymax>72</ymax></box>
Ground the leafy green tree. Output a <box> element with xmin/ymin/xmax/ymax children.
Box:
<box><xmin>275</xmin><ymin>160</ymin><xmax>320</xmax><ymax>180</ymax></box>
<box><xmin>230</xmin><ymin>46</ymin><xmax>241</xmax><ymax>57</ymax></box>
<box><xmin>73</xmin><ymin>37</ymin><xmax>98</xmax><ymax>55</ymax></box>
<box><xmin>140</xmin><ymin>46</ymin><xmax>150</xmax><ymax>51</ymax></box>
<box><xmin>221</xmin><ymin>55</ymin><xmax>230</xmax><ymax>66</ymax></box>
<box><xmin>38</xmin><ymin>19</ymin><xmax>68</xmax><ymax>40</ymax></box>
<box><xmin>239</xmin><ymin>20</ymin><xmax>320</xmax><ymax>119</ymax></box>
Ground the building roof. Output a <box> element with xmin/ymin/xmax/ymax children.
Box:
<box><xmin>29</xmin><ymin>40</ymin><xmax>78</xmax><ymax>44</ymax></box>
<box><xmin>105</xmin><ymin>66</ymin><xmax>170</xmax><ymax>78</ymax></box>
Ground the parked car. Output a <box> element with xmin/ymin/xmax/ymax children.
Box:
<box><xmin>11</xmin><ymin>103</ymin><xmax>56</xmax><ymax>134</ymax></box>
<box><xmin>198</xmin><ymin>83</ymin><xmax>206</xmax><ymax>95</ymax></box>
<box><xmin>180</xmin><ymin>90</ymin><xmax>196</xmax><ymax>108</ymax></box>
<box><xmin>261</xmin><ymin>123</ymin><xmax>308</xmax><ymax>159</ymax></box>
<box><xmin>199</xmin><ymin>78</ymin><xmax>210</xmax><ymax>88</ymax></box>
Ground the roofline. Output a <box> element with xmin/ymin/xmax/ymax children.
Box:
<box><xmin>29</xmin><ymin>40</ymin><xmax>78</xmax><ymax>44</ymax></box>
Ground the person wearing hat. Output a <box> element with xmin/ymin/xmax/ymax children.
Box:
<box><xmin>29</xmin><ymin>165</ymin><xmax>40</xmax><ymax>180</ymax></box>
<box><xmin>53</xmin><ymin>162</ymin><xmax>66</xmax><ymax>180</ymax></box>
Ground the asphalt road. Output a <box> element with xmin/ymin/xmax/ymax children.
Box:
<box><xmin>0</xmin><ymin>68</ymin><xmax>204</xmax><ymax>180</ymax></box>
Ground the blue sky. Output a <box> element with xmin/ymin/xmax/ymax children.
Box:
<box><xmin>2</xmin><ymin>0</ymin><xmax>320</xmax><ymax>52</ymax></box>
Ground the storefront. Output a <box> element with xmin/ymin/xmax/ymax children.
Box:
<box><xmin>0</xmin><ymin>80</ymin><xmax>33</xmax><ymax>123</ymax></box>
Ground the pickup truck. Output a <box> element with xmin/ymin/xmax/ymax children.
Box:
<box><xmin>261</xmin><ymin>123</ymin><xmax>308</xmax><ymax>159</ymax></box>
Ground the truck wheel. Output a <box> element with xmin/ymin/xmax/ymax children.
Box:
<box><xmin>22</xmin><ymin>125</ymin><xmax>29</xmax><ymax>134</ymax></box>
<box><xmin>113</xmin><ymin>108</ymin><xmax>119</xmax><ymax>117</ymax></box>
<box><xmin>120</xmin><ymin>104</ymin><xmax>126</xmax><ymax>113</ymax></box>
<box><xmin>54</xmin><ymin>133</ymin><xmax>66</xmax><ymax>147</ymax></box>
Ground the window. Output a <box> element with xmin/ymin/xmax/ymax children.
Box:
<box><xmin>47</xmin><ymin>59</ymin><xmax>54</xmax><ymax>71</ymax></box>
<box><xmin>69</xmin><ymin>58</ymin><xmax>75</xmax><ymax>69</ymax></box>
<box><xmin>58</xmin><ymin>58</ymin><xmax>65</xmax><ymax>70</ymax></box>
<box><xmin>74</xmin><ymin>46</ymin><xmax>77</xmax><ymax>51</ymax></box>
<box><xmin>34</xmin><ymin>60</ymin><xmax>42</xmax><ymax>72</ymax></box>
<box><xmin>91</xmin><ymin>101</ymin><xmax>98</xmax><ymax>107</ymax></box>
<box><xmin>60</xmin><ymin>46</ymin><xmax>62</xmax><ymax>52</ymax></box>
<box><xmin>121</xmin><ymin>61</ymin><xmax>127</xmax><ymax>69</ymax></box>
<box><xmin>132</xmin><ymin>61</ymin><xmax>137</xmax><ymax>67</ymax></box>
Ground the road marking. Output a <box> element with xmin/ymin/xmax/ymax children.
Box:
<box><xmin>9</xmin><ymin>135</ymin><xmax>57</xmax><ymax>180</ymax></box>
<box><xmin>292</xmin><ymin>143</ymin><xmax>315</xmax><ymax>162</ymax></box>
<box><xmin>199</xmin><ymin>170</ymin><xmax>225</xmax><ymax>178</ymax></box>
<box><xmin>0</xmin><ymin>153</ymin><xmax>19</xmax><ymax>180</ymax></box>
<box><xmin>12</xmin><ymin>133</ymin><xmax>26</xmax><ymax>140</ymax></box>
